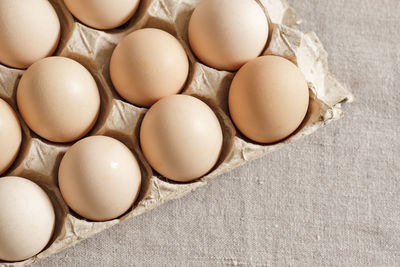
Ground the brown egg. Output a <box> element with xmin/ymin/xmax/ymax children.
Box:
<box><xmin>64</xmin><ymin>0</ymin><xmax>140</xmax><ymax>30</ymax></box>
<box><xmin>110</xmin><ymin>28</ymin><xmax>189</xmax><ymax>107</ymax></box>
<box><xmin>58</xmin><ymin>136</ymin><xmax>142</xmax><ymax>221</ymax></box>
<box><xmin>0</xmin><ymin>99</ymin><xmax>22</xmax><ymax>175</ymax></box>
<box><xmin>17</xmin><ymin>57</ymin><xmax>100</xmax><ymax>143</ymax></box>
<box><xmin>188</xmin><ymin>0</ymin><xmax>269</xmax><ymax>71</ymax></box>
<box><xmin>229</xmin><ymin>56</ymin><xmax>309</xmax><ymax>144</ymax></box>
<box><xmin>140</xmin><ymin>95</ymin><xmax>223</xmax><ymax>182</ymax></box>
<box><xmin>0</xmin><ymin>0</ymin><xmax>60</xmax><ymax>69</ymax></box>
<box><xmin>0</xmin><ymin>177</ymin><xmax>55</xmax><ymax>262</ymax></box>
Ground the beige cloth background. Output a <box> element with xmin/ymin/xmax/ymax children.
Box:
<box><xmin>32</xmin><ymin>0</ymin><xmax>400</xmax><ymax>266</ymax></box>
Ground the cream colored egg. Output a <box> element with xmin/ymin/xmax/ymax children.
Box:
<box><xmin>58</xmin><ymin>136</ymin><xmax>142</xmax><ymax>221</ymax></box>
<box><xmin>110</xmin><ymin>28</ymin><xmax>189</xmax><ymax>107</ymax></box>
<box><xmin>0</xmin><ymin>99</ymin><xmax>22</xmax><ymax>175</ymax></box>
<box><xmin>64</xmin><ymin>0</ymin><xmax>140</xmax><ymax>30</ymax></box>
<box><xmin>188</xmin><ymin>0</ymin><xmax>269</xmax><ymax>71</ymax></box>
<box><xmin>0</xmin><ymin>0</ymin><xmax>60</xmax><ymax>69</ymax></box>
<box><xmin>17</xmin><ymin>57</ymin><xmax>100</xmax><ymax>143</ymax></box>
<box><xmin>0</xmin><ymin>177</ymin><xmax>55</xmax><ymax>262</ymax></box>
<box><xmin>229</xmin><ymin>56</ymin><xmax>310</xmax><ymax>144</ymax></box>
<box><xmin>140</xmin><ymin>95</ymin><xmax>223</xmax><ymax>182</ymax></box>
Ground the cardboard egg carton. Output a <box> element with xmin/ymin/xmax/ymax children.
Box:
<box><xmin>0</xmin><ymin>0</ymin><xmax>353</xmax><ymax>265</ymax></box>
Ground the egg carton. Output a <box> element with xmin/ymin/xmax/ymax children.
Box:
<box><xmin>0</xmin><ymin>0</ymin><xmax>353</xmax><ymax>266</ymax></box>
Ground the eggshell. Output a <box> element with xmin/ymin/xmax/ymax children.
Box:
<box><xmin>0</xmin><ymin>176</ymin><xmax>55</xmax><ymax>262</ymax></box>
<box><xmin>229</xmin><ymin>56</ymin><xmax>310</xmax><ymax>144</ymax></box>
<box><xmin>188</xmin><ymin>0</ymin><xmax>269</xmax><ymax>71</ymax></box>
<box><xmin>110</xmin><ymin>28</ymin><xmax>189</xmax><ymax>107</ymax></box>
<box><xmin>58</xmin><ymin>136</ymin><xmax>142</xmax><ymax>221</ymax></box>
<box><xmin>17</xmin><ymin>57</ymin><xmax>100</xmax><ymax>143</ymax></box>
<box><xmin>0</xmin><ymin>99</ymin><xmax>22</xmax><ymax>175</ymax></box>
<box><xmin>0</xmin><ymin>0</ymin><xmax>60</xmax><ymax>69</ymax></box>
<box><xmin>64</xmin><ymin>0</ymin><xmax>140</xmax><ymax>30</ymax></box>
<box><xmin>140</xmin><ymin>95</ymin><xmax>223</xmax><ymax>182</ymax></box>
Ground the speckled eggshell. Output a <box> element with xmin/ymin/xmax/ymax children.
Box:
<box><xmin>0</xmin><ymin>99</ymin><xmax>22</xmax><ymax>175</ymax></box>
<box><xmin>0</xmin><ymin>177</ymin><xmax>55</xmax><ymax>262</ymax></box>
<box><xmin>17</xmin><ymin>57</ymin><xmax>100</xmax><ymax>143</ymax></box>
<box><xmin>188</xmin><ymin>0</ymin><xmax>269</xmax><ymax>71</ymax></box>
<box><xmin>110</xmin><ymin>28</ymin><xmax>189</xmax><ymax>107</ymax></box>
<box><xmin>0</xmin><ymin>0</ymin><xmax>60</xmax><ymax>69</ymax></box>
<box><xmin>140</xmin><ymin>95</ymin><xmax>223</xmax><ymax>182</ymax></box>
<box><xmin>58</xmin><ymin>136</ymin><xmax>142</xmax><ymax>221</ymax></box>
<box><xmin>229</xmin><ymin>56</ymin><xmax>310</xmax><ymax>144</ymax></box>
<box><xmin>63</xmin><ymin>0</ymin><xmax>140</xmax><ymax>30</ymax></box>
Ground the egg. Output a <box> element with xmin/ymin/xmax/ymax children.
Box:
<box><xmin>140</xmin><ymin>95</ymin><xmax>223</xmax><ymax>182</ymax></box>
<box><xmin>0</xmin><ymin>0</ymin><xmax>60</xmax><ymax>69</ymax></box>
<box><xmin>64</xmin><ymin>0</ymin><xmax>140</xmax><ymax>30</ymax></box>
<box><xmin>188</xmin><ymin>0</ymin><xmax>269</xmax><ymax>71</ymax></box>
<box><xmin>58</xmin><ymin>136</ymin><xmax>142</xmax><ymax>221</ymax></box>
<box><xmin>17</xmin><ymin>57</ymin><xmax>100</xmax><ymax>143</ymax></box>
<box><xmin>229</xmin><ymin>56</ymin><xmax>309</xmax><ymax>144</ymax></box>
<box><xmin>110</xmin><ymin>28</ymin><xmax>189</xmax><ymax>107</ymax></box>
<box><xmin>0</xmin><ymin>99</ymin><xmax>22</xmax><ymax>175</ymax></box>
<box><xmin>0</xmin><ymin>177</ymin><xmax>55</xmax><ymax>262</ymax></box>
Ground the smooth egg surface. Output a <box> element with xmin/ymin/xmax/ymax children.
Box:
<box><xmin>0</xmin><ymin>0</ymin><xmax>60</xmax><ymax>69</ymax></box>
<box><xmin>140</xmin><ymin>95</ymin><xmax>223</xmax><ymax>182</ymax></box>
<box><xmin>0</xmin><ymin>177</ymin><xmax>55</xmax><ymax>262</ymax></box>
<box><xmin>229</xmin><ymin>56</ymin><xmax>309</xmax><ymax>144</ymax></box>
<box><xmin>188</xmin><ymin>0</ymin><xmax>269</xmax><ymax>71</ymax></box>
<box><xmin>58</xmin><ymin>136</ymin><xmax>142</xmax><ymax>221</ymax></box>
<box><xmin>17</xmin><ymin>57</ymin><xmax>100</xmax><ymax>143</ymax></box>
<box><xmin>64</xmin><ymin>0</ymin><xmax>140</xmax><ymax>30</ymax></box>
<box><xmin>110</xmin><ymin>28</ymin><xmax>189</xmax><ymax>107</ymax></box>
<box><xmin>0</xmin><ymin>99</ymin><xmax>22</xmax><ymax>175</ymax></box>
